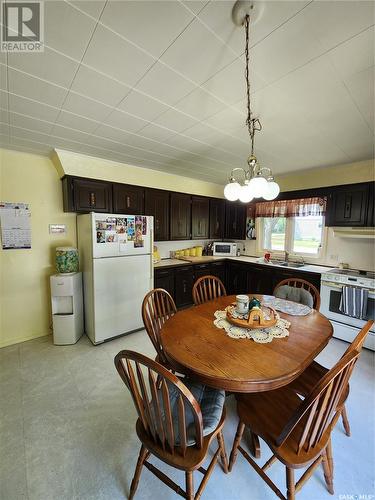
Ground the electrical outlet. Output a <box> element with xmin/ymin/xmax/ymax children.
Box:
<box><xmin>330</xmin><ymin>254</ymin><xmax>339</xmax><ymax>262</ymax></box>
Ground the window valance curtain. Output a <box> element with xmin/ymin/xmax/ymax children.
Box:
<box><xmin>255</xmin><ymin>197</ymin><xmax>326</xmax><ymax>218</ymax></box>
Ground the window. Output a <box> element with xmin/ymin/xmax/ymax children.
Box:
<box><xmin>256</xmin><ymin>197</ymin><xmax>327</xmax><ymax>258</ymax></box>
<box><xmin>260</xmin><ymin>215</ymin><xmax>324</xmax><ymax>256</ymax></box>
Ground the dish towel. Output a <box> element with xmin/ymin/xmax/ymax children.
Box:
<box><xmin>339</xmin><ymin>286</ymin><xmax>368</xmax><ymax>319</ymax></box>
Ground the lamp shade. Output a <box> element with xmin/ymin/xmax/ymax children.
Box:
<box><xmin>238</xmin><ymin>184</ymin><xmax>254</xmax><ymax>203</ymax></box>
<box><xmin>224</xmin><ymin>181</ymin><xmax>241</xmax><ymax>201</ymax></box>
<box><xmin>263</xmin><ymin>180</ymin><xmax>280</xmax><ymax>200</ymax></box>
<box><xmin>248</xmin><ymin>175</ymin><xmax>268</xmax><ymax>198</ymax></box>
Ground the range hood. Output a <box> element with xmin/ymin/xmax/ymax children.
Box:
<box><xmin>332</xmin><ymin>227</ymin><xmax>375</xmax><ymax>239</ymax></box>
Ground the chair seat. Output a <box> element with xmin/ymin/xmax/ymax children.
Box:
<box><xmin>236</xmin><ymin>386</ymin><xmax>330</xmax><ymax>467</ymax></box>
<box><xmin>165</xmin><ymin>380</ymin><xmax>225</xmax><ymax>446</ymax></box>
<box><xmin>289</xmin><ymin>360</ymin><xmax>349</xmax><ymax>408</ymax></box>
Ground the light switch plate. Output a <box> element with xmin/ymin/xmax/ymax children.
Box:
<box><xmin>49</xmin><ymin>224</ymin><xmax>66</xmax><ymax>234</ymax></box>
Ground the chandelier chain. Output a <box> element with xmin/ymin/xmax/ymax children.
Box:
<box><xmin>245</xmin><ymin>14</ymin><xmax>261</xmax><ymax>157</ymax></box>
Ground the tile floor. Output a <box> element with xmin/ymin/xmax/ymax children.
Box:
<box><xmin>1</xmin><ymin>331</ymin><xmax>374</xmax><ymax>500</ymax></box>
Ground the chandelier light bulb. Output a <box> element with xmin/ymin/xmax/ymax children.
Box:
<box><xmin>238</xmin><ymin>184</ymin><xmax>254</xmax><ymax>203</ymax></box>
<box><xmin>264</xmin><ymin>180</ymin><xmax>280</xmax><ymax>200</ymax></box>
<box><xmin>224</xmin><ymin>181</ymin><xmax>241</xmax><ymax>201</ymax></box>
<box><xmin>248</xmin><ymin>175</ymin><xmax>268</xmax><ymax>198</ymax></box>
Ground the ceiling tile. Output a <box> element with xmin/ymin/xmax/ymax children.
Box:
<box><xmin>55</xmin><ymin>110</ymin><xmax>98</xmax><ymax>134</ymax></box>
<box><xmin>52</xmin><ymin>124</ymin><xmax>92</xmax><ymax>144</ymax></box>
<box><xmin>175</xmin><ymin>88</ymin><xmax>224</xmax><ymax>120</ymax></box>
<box><xmin>203</xmin><ymin>106</ymin><xmax>245</xmax><ymax>132</ymax></box>
<box><xmin>102</xmin><ymin>109</ymin><xmax>147</xmax><ymax>133</ymax></box>
<box><xmin>117</xmin><ymin>91</ymin><xmax>169</xmax><ymax>122</ymax></box>
<box><xmin>8</xmin><ymin>94</ymin><xmax>59</xmax><ymax>123</ymax></box>
<box><xmin>251</xmin><ymin>12</ymin><xmax>324</xmax><ymax>86</ymax></box>
<box><xmin>70</xmin><ymin>65</ymin><xmax>129</xmax><ymax>107</ymax></box>
<box><xmin>328</xmin><ymin>27</ymin><xmax>375</xmax><ymax>80</ymax></box>
<box><xmin>0</xmin><ymin>64</ymin><xmax>7</xmax><ymax>90</ymax></box>
<box><xmin>201</xmin><ymin>57</ymin><xmax>266</xmax><ymax>105</ymax></box>
<box><xmin>160</xmin><ymin>18</ymin><xmax>237</xmax><ymax>84</ymax></box>
<box><xmin>181</xmin><ymin>1</ymin><xmax>209</xmax><ymax>16</ymax></box>
<box><xmin>138</xmin><ymin>123</ymin><xmax>178</xmax><ymax>143</ymax></box>
<box><xmin>9</xmin><ymin>113</ymin><xmax>53</xmax><ymax>134</ymax></box>
<box><xmin>8</xmin><ymin>126</ymin><xmax>52</xmax><ymax>145</ymax></box>
<box><xmin>8</xmin><ymin>47</ymin><xmax>79</xmax><ymax>88</ymax></box>
<box><xmin>81</xmin><ymin>25</ymin><xmax>154</xmax><ymax>88</ymax></box>
<box><xmin>134</xmin><ymin>62</ymin><xmax>195</xmax><ymax>105</ymax></box>
<box><xmin>197</xmin><ymin>1</ymin><xmax>311</xmax><ymax>55</ymax></box>
<box><xmin>7</xmin><ymin>69</ymin><xmax>67</xmax><ymax>108</ymax></box>
<box><xmin>0</xmin><ymin>108</ymin><xmax>8</xmax><ymax>123</ymax></box>
<box><xmin>152</xmin><ymin>108</ymin><xmax>198</xmax><ymax>132</ymax></box>
<box><xmin>306</xmin><ymin>1</ymin><xmax>374</xmax><ymax>51</ymax></box>
<box><xmin>99</xmin><ymin>1</ymin><xmax>194</xmax><ymax>57</ymax></box>
<box><xmin>61</xmin><ymin>93</ymin><xmax>110</xmax><ymax>122</ymax></box>
<box><xmin>69</xmin><ymin>1</ymin><xmax>106</xmax><ymax>19</ymax></box>
<box><xmin>93</xmin><ymin>124</ymin><xmax>136</xmax><ymax>144</ymax></box>
<box><xmin>44</xmin><ymin>1</ymin><xmax>99</xmax><ymax>59</ymax></box>
<box><xmin>345</xmin><ymin>66</ymin><xmax>375</xmax><ymax>132</ymax></box>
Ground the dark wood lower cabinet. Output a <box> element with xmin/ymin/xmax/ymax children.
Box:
<box><xmin>154</xmin><ymin>261</ymin><xmax>321</xmax><ymax>310</ymax></box>
<box><xmin>154</xmin><ymin>268</ymin><xmax>175</xmax><ymax>298</ymax></box>
<box><xmin>174</xmin><ymin>266</ymin><xmax>194</xmax><ymax>308</ymax></box>
<box><xmin>210</xmin><ymin>261</ymin><xmax>226</xmax><ymax>284</ymax></box>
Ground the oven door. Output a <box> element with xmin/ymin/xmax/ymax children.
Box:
<box><xmin>320</xmin><ymin>281</ymin><xmax>375</xmax><ymax>329</ymax></box>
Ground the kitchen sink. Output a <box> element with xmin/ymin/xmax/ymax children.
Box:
<box><xmin>278</xmin><ymin>262</ymin><xmax>305</xmax><ymax>268</ymax></box>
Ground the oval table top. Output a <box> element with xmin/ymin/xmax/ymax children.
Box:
<box><xmin>161</xmin><ymin>295</ymin><xmax>333</xmax><ymax>393</ymax></box>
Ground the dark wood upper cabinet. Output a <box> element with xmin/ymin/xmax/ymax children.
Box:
<box><xmin>170</xmin><ymin>193</ymin><xmax>191</xmax><ymax>240</ymax></box>
<box><xmin>367</xmin><ymin>182</ymin><xmax>374</xmax><ymax>227</ymax></box>
<box><xmin>191</xmin><ymin>196</ymin><xmax>209</xmax><ymax>239</ymax></box>
<box><xmin>209</xmin><ymin>198</ymin><xmax>225</xmax><ymax>239</ymax></box>
<box><xmin>326</xmin><ymin>183</ymin><xmax>370</xmax><ymax>227</ymax></box>
<box><xmin>144</xmin><ymin>189</ymin><xmax>170</xmax><ymax>241</ymax></box>
<box><xmin>62</xmin><ymin>176</ymin><xmax>113</xmax><ymax>213</ymax></box>
<box><xmin>225</xmin><ymin>201</ymin><xmax>246</xmax><ymax>239</ymax></box>
<box><xmin>113</xmin><ymin>183</ymin><xmax>144</xmax><ymax>214</ymax></box>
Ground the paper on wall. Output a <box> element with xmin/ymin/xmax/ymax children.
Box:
<box><xmin>0</xmin><ymin>202</ymin><xmax>31</xmax><ymax>249</ymax></box>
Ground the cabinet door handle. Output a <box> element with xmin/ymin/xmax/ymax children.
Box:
<box><xmin>183</xmin><ymin>281</ymin><xmax>187</xmax><ymax>293</ymax></box>
<box><xmin>90</xmin><ymin>192</ymin><xmax>96</xmax><ymax>207</ymax></box>
<box><xmin>156</xmin><ymin>219</ymin><xmax>160</xmax><ymax>231</ymax></box>
<box><xmin>344</xmin><ymin>196</ymin><xmax>352</xmax><ymax>218</ymax></box>
<box><xmin>126</xmin><ymin>196</ymin><xmax>130</xmax><ymax>208</ymax></box>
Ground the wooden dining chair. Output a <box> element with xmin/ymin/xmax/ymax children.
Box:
<box><xmin>114</xmin><ymin>350</ymin><xmax>228</xmax><ymax>500</ymax></box>
<box><xmin>142</xmin><ymin>288</ymin><xmax>177</xmax><ymax>370</ymax></box>
<box><xmin>229</xmin><ymin>350</ymin><xmax>360</xmax><ymax>500</ymax></box>
<box><xmin>192</xmin><ymin>275</ymin><xmax>227</xmax><ymax>306</ymax></box>
<box><xmin>288</xmin><ymin>319</ymin><xmax>373</xmax><ymax>437</ymax></box>
<box><xmin>273</xmin><ymin>278</ymin><xmax>321</xmax><ymax>311</ymax></box>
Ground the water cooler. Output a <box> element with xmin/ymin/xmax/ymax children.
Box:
<box><xmin>50</xmin><ymin>273</ymin><xmax>84</xmax><ymax>345</ymax></box>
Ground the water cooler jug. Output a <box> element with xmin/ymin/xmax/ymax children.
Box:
<box><xmin>50</xmin><ymin>273</ymin><xmax>84</xmax><ymax>345</ymax></box>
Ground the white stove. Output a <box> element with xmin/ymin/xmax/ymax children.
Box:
<box><xmin>321</xmin><ymin>268</ymin><xmax>375</xmax><ymax>351</ymax></box>
<box><xmin>321</xmin><ymin>268</ymin><xmax>375</xmax><ymax>289</ymax></box>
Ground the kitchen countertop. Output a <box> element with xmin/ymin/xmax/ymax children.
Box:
<box><xmin>154</xmin><ymin>255</ymin><xmax>334</xmax><ymax>274</ymax></box>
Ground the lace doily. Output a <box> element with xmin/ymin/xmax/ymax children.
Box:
<box><xmin>213</xmin><ymin>307</ymin><xmax>290</xmax><ymax>343</ymax></box>
<box><xmin>261</xmin><ymin>297</ymin><xmax>311</xmax><ymax>316</ymax></box>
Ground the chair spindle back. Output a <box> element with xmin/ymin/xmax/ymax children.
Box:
<box><xmin>142</xmin><ymin>289</ymin><xmax>177</xmax><ymax>364</ymax></box>
<box><xmin>115</xmin><ymin>350</ymin><xmax>203</xmax><ymax>457</ymax></box>
<box><xmin>273</xmin><ymin>278</ymin><xmax>321</xmax><ymax>311</ymax></box>
<box><xmin>276</xmin><ymin>351</ymin><xmax>359</xmax><ymax>454</ymax></box>
<box><xmin>192</xmin><ymin>275</ymin><xmax>227</xmax><ymax>306</ymax></box>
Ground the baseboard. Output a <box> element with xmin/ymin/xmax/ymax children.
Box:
<box><xmin>0</xmin><ymin>332</ymin><xmax>51</xmax><ymax>349</ymax></box>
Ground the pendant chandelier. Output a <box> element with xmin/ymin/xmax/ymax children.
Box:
<box><xmin>224</xmin><ymin>2</ymin><xmax>280</xmax><ymax>203</ymax></box>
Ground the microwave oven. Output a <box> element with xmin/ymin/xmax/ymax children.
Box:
<box><xmin>213</xmin><ymin>242</ymin><xmax>237</xmax><ymax>256</ymax></box>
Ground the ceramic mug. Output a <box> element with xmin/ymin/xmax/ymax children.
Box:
<box><xmin>236</xmin><ymin>294</ymin><xmax>249</xmax><ymax>314</ymax></box>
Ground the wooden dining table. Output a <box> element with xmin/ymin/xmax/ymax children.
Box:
<box><xmin>161</xmin><ymin>294</ymin><xmax>333</xmax><ymax>394</ymax></box>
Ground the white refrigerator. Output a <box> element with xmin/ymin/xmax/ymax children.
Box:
<box><xmin>77</xmin><ymin>212</ymin><xmax>153</xmax><ymax>344</ymax></box>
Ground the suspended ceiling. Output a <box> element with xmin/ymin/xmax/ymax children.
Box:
<box><xmin>0</xmin><ymin>0</ymin><xmax>374</xmax><ymax>184</ymax></box>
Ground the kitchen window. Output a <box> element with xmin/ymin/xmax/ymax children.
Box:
<box><xmin>256</xmin><ymin>197</ymin><xmax>326</xmax><ymax>258</ymax></box>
